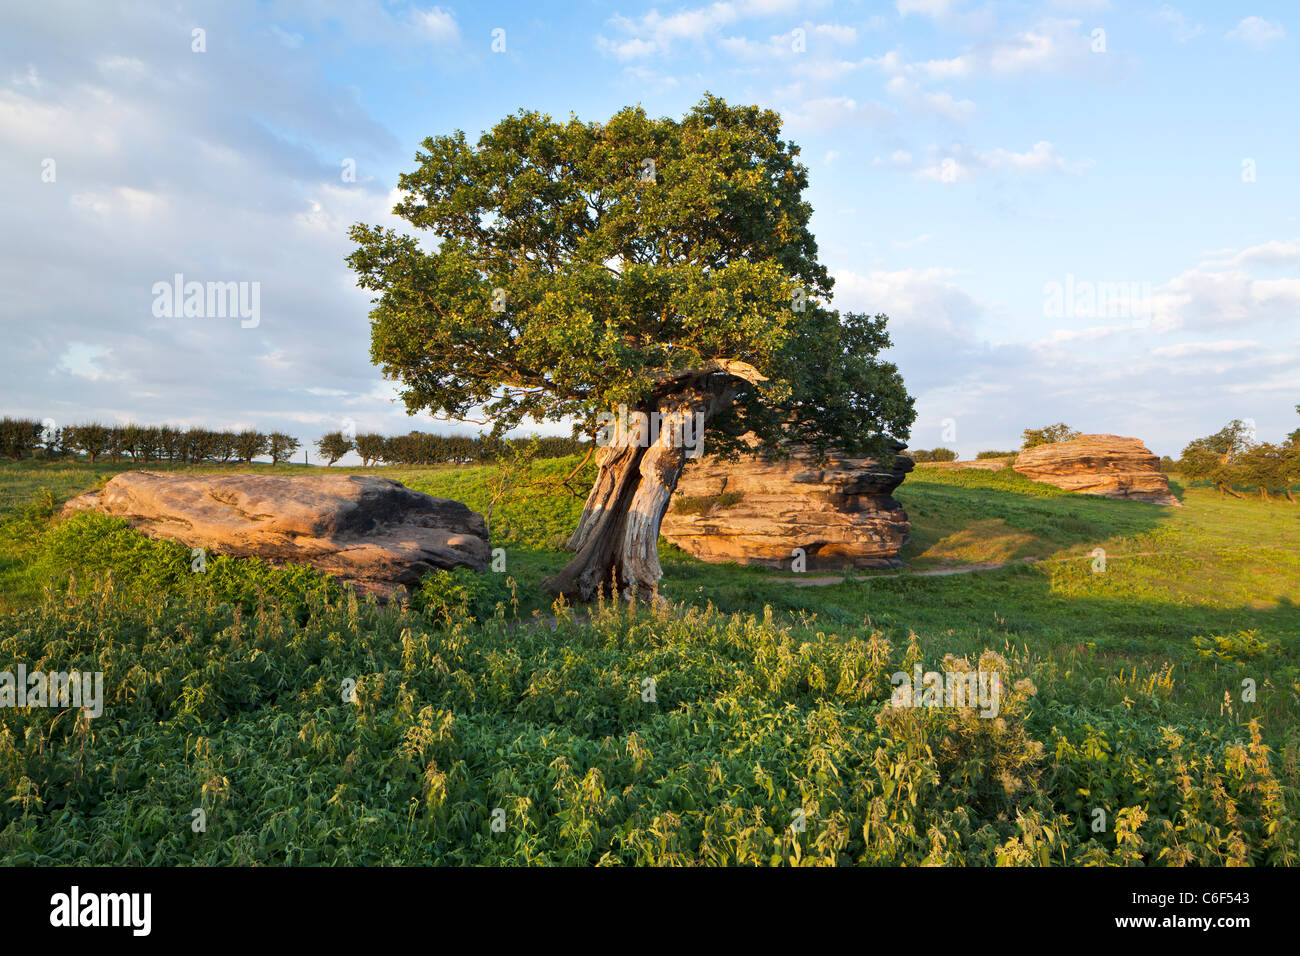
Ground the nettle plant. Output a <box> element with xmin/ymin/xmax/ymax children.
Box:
<box><xmin>349</xmin><ymin>95</ymin><xmax>914</xmax><ymax>599</ymax></box>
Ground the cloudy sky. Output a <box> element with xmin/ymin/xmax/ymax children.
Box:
<box><xmin>1</xmin><ymin>0</ymin><xmax>1296</xmax><ymax>460</ymax></box>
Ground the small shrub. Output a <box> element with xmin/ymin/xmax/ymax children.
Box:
<box><xmin>414</xmin><ymin>567</ymin><xmax>514</xmax><ymax>624</ymax></box>
<box><xmin>1192</xmin><ymin>629</ymin><xmax>1276</xmax><ymax>665</ymax></box>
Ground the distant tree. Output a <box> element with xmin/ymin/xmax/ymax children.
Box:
<box><xmin>1236</xmin><ymin>442</ymin><xmax>1292</xmax><ymax>501</ymax></box>
<box><xmin>183</xmin><ymin>426</ymin><xmax>219</xmax><ymax>463</ymax></box>
<box><xmin>1158</xmin><ymin>455</ymin><xmax>1176</xmax><ymax>473</ymax></box>
<box><xmin>1021</xmin><ymin>423</ymin><xmax>1080</xmax><ymax>449</ymax></box>
<box><xmin>234</xmin><ymin>429</ymin><xmax>269</xmax><ymax>464</ymax></box>
<box><xmin>1179</xmin><ymin>419</ymin><xmax>1256</xmax><ymax>498</ymax></box>
<box><xmin>157</xmin><ymin>426</ymin><xmax>185</xmax><ymax>462</ymax></box>
<box><xmin>68</xmin><ymin>423</ymin><xmax>113</xmax><ymax>463</ymax></box>
<box><xmin>906</xmin><ymin>447</ymin><xmax>956</xmax><ymax>462</ymax></box>
<box><xmin>0</xmin><ymin>417</ymin><xmax>43</xmax><ymax>460</ymax></box>
<box><xmin>117</xmin><ymin>424</ymin><xmax>143</xmax><ymax>463</ymax></box>
<box><xmin>211</xmin><ymin>431</ymin><xmax>238</xmax><ymax>463</ymax></box>
<box><xmin>975</xmin><ymin>450</ymin><xmax>1019</xmax><ymax>459</ymax></box>
<box><xmin>107</xmin><ymin>425</ymin><xmax>125</xmax><ymax>463</ymax></box>
<box><xmin>354</xmin><ymin>433</ymin><xmax>386</xmax><ymax>467</ymax></box>
<box><xmin>316</xmin><ymin>431</ymin><xmax>353</xmax><ymax>466</ymax></box>
<box><xmin>137</xmin><ymin>426</ymin><xmax>162</xmax><ymax>463</ymax></box>
<box><xmin>268</xmin><ymin>432</ymin><xmax>300</xmax><ymax>465</ymax></box>
<box><xmin>1196</xmin><ymin>419</ymin><xmax>1255</xmax><ymax>459</ymax></box>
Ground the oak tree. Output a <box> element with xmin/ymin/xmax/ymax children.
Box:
<box><xmin>349</xmin><ymin>95</ymin><xmax>915</xmax><ymax>599</ymax></box>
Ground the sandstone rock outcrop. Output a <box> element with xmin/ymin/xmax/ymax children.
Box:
<box><xmin>61</xmin><ymin>472</ymin><xmax>490</xmax><ymax>595</ymax></box>
<box><xmin>1013</xmin><ymin>434</ymin><xmax>1179</xmax><ymax>505</ymax></box>
<box><xmin>661</xmin><ymin>441</ymin><xmax>912</xmax><ymax>570</ymax></box>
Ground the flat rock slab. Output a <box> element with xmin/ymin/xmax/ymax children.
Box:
<box><xmin>1013</xmin><ymin>434</ymin><xmax>1179</xmax><ymax>506</ymax></box>
<box><xmin>661</xmin><ymin>441</ymin><xmax>912</xmax><ymax>571</ymax></box>
<box><xmin>61</xmin><ymin>472</ymin><xmax>490</xmax><ymax>595</ymax></box>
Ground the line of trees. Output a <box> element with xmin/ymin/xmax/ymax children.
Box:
<box><xmin>316</xmin><ymin>430</ymin><xmax>589</xmax><ymax>466</ymax></box>
<box><xmin>908</xmin><ymin>447</ymin><xmax>958</xmax><ymax>463</ymax></box>
<box><xmin>1179</xmin><ymin>412</ymin><xmax>1300</xmax><ymax>501</ymax></box>
<box><xmin>0</xmin><ymin>417</ymin><xmax>589</xmax><ymax>468</ymax></box>
<box><xmin>0</xmin><ymin>418</ymin><xmax>303</xmax><ymax>464</ymax></box>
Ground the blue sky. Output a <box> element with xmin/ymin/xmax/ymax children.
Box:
<box><xmin>1</xmin><ymin>0</ymin><xmax>1296</xmax><ymax>459</ymax></box>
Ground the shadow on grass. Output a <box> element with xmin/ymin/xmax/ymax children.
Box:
<box><xmin>895</xmin><ymin>479</ymin><xmax>1176</xmax><ymax>566</ymax></box>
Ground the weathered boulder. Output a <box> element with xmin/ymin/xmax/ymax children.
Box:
<box><xmin>661</xmin><ymin>441</ymin><xmax>912</xmax><ymax>570</ymax></box>
<box><xmin>1013</xmin><ymin>434</ymin><xmax>1179</xmax><ymax>505</ymax></box>
<box><xmin>60</xmin><ymin>472</ymin><xmax>490</xmax><ymax>595</ymax></box>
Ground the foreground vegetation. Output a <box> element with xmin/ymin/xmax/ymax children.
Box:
<box><xmin>0</xmin><ymin>457</ymin><xmax>1296</xmax><ymax>865</ymax></box>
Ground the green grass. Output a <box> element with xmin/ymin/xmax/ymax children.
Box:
<box><xmin>0</xmin><ymin>457</ymin><xmax>1297</xmax><ymax>865</ymax></box>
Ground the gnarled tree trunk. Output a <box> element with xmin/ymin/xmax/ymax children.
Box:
<box><xmin>544</xmin><ymin>364</ymin><xmax>762</xmax><ymax>602</ymax></box>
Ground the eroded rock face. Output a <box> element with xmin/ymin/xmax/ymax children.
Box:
<box><xmin>660</xmin><ymin>441</ymin><xmax>912</xmax><ymax>570</ymax></box>
<box><xmin>1013</xmin><ymin>434</ymin><xmax>1179</xmax><ymax>505</ymax></box>
<box><xmin>60</xmin><ymin>472</ymin><xmax>490</xmax><ymax>595</ymax></box>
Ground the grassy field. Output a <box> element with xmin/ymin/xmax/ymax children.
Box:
<box><xmin>0</xmin><ymin>457</ymin><xmax>1296</xmax><ymax>865</ymax></box>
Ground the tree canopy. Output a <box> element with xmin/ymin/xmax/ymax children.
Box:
<box><xmin>348</xmin><ymin>94</ymin><xmax>914</xmax><ymax>462</ymax></box>
<box><xmin>348</xmin><ymin>95</ymin><xmax>916</xmax><ymax>598</ymax></box>
<box><xmin>1180</xmin><ymin>414</ymin><xmax>1299</xmax><ymax>501</ymax></box>
<box><xmin>1021</xmin><ymin>423</ymin><xmax>1080</xmax><ymax>449</ymax></box>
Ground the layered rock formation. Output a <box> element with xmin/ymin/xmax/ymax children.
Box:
<box><xmin>61</xmin><ymin>472</ymin><xmax>490</xmax><ymax>595</ymax></box>
<box><xmin>661</xmin><ymin>441</ymin><xmax>912</xmax><ymax>570</ymax></box>
<box><xmin>1013</xmin><ymin>434</ymin><xmax>1179</xmax><ymax>505</ymax></box>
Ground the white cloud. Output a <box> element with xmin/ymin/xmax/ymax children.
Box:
<box><xmin>1198</xmin><ymin>238</ymin><xmax>1300</xmax><ymax>269</ymax></box>
<box><xmin>56</xmin><ymin>343</ymin><xmax>115</xmax><ymax>381</ymax></box>
<box><xmin>813</xmin><ymin>23</ymin><xmax>857</xmax><ymax>45</ymax></box>
<box><xmin>1152</xmin><ymin>5</ymin><xmax>1204</xmax><ymax>43</ymax></box>
<box><xmin>1226</xmin><ymin>16</ymin><xmax>1285</xmax><ymax>51</ymax></box>
<box><xmin>1146</xmin><ymin>257</ymin><xmax>1300</xmax><ymax>335</ymax></box>
<box><xmin>1051</xmin><ymin>0</ymin><xmax>1109</xmax><ymax>10</ymax></box>
<box><xmin>1037</xmin><ymin>323</ymin><xmax>1133</xmax><ymax>345</ymax></box>
<box><xmin>598</xmin><ymin>1</ymin><xmax>835</xmax><ymax>58</ymax></box>
<box><xmin>784</xmin><ymin>95</ymin><xmax>893</xmax><ymax>131</ymax></box>
<box><xmin>883</xmin><ymin>17</ymin><xmax>1106</xmax><ymax>84</ymax></box>
<box><xmin>1152</xmin><ymin>340</ymin><xmax>1259</xmax><ymax>358</ymax></box>
<box><xmin>411</xmin><ymin>6</ymin><xmax>460</xmax><ymax>44</ymax></box>
<box><xmin>896</xmin><ymin>0</ymin><xmax>954</xmax><ymax>18</ymax></box>
<box><xmin>598</xmin><ymin>36</ymin><xmax>657</xmax><ymax>60</ymax></box>
<box><xmin>885</xmin><ymin>75</ymin><xmax>975</xmax><ymax>120</ymax></box>
<box><xmin>830</xmin><ymin>249</ymin><xmax>1298</xmax><ymax>454</ymax></box>
<box><xmin>912</xmin><ymin>141</ymin><xmax>1093</xmax><ymax>182</ymax></box>
<box><xmin>99</xmin><ymin>55</ymin><xmax>146</xmax><ymax>74</ymax></box>
<box><xmin>893</xmin><ymin>233</ymin><xmax>932</xmax><ymax>248</ymax></box>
